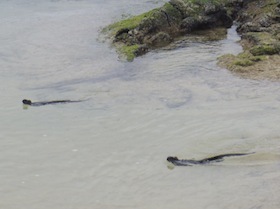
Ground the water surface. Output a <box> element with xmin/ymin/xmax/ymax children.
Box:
<box><xmin>1</xmin><ymin>1</ymin><xmax>280</xmax><ymax>209</ymax></box>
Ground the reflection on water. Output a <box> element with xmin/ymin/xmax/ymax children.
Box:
<box><xmin>1</xmin><ymin>0</ymin><xmax>280</xmax><ymax>209</ymax></box>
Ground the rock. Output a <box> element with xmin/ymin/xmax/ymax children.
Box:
<box><xmin>238</xmin><ymin>22</ymin><xmax>262</xmax><ymax>32</ymax></box>
<box><xmin>169</xmin><ymin>0</ymin><xmax>189</xmax><ymax>18</ymax></box>
<box><xmin>134</xmin><ymin>45</ymin><xmax>149</xmax><ymax>56</ymax></box>
<box><xmin>259</xmin><ymin>14</ymin><xmax>273</xmax><ymax>27</ymax></box>
<box><xmin>145</xmin><ymin>32</ymin><xmax>173</xmax><ymax>47</ymax></box>
<box><xmin>102</xmin><ymin>0</ymin><xmax>239</xmax><ymax>61</ymax></box>
<box><xmin>204</xmin><ymin>3</ymin><xmax>221</xmax><ymax>15</ymax></box>
<box><xmin>250</xmin><ymin>44</ymin><xmax>280</xmax><ymax>56</ymax></box>
<box><xmin>218</xmin><ymin>0</ymin><xmax>280</xmax><ymax>80</ymax></box>
<box><xmin>102</xmin><ymin>0</ymin><xmax>279</xmax><ymax>79</ymax></box>
<box><xmin>180</xmin><ymin>16</ymin><xmax>203</xmax><ymax>32</ymax></box>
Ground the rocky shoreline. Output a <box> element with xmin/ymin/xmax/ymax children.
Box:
<box><xmin>218</xmin><ymin>0</ymin><xmax>280</xmax><ymax>80</ymax></box>
<box><xmin>102</xmin><ymin>0</ymin><xmax>280</xmax><ymax>80</ymax></box>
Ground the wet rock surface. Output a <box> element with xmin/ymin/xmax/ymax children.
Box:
<box><xmin>103</xmin><ymin>0</ymin><xmax>242</xmax><ymax>61</ymax></box>
<box><xmin>219</xmin><ymin>0</ymin><xmax>280</xmax><ymax>80</ymax></box>
<box><xmin>103</xmin><ymin>0</ymin><xmax>280</xmax><ymax>80</ymax></box>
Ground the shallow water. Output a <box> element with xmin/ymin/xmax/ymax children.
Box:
<box><xmin>1</xmin><ymin>0</ymin><xmax>280</xmax><ymax>209</ymax></box>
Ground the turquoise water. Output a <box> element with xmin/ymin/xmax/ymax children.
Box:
<box><xmin>1</xmin><ymin>1</ymin><xmax>280</xmax><ymax>208</ymax></box>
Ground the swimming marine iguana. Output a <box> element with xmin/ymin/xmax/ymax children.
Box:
<box><xmin>22</xmin><ymin>99</ymin><xmax>82</xmax><ymax>106</ymax></box>
<box><xmin>167</xmin><ymin>153</ymin><xmax>254</xmax><ymax>166</ymax></box>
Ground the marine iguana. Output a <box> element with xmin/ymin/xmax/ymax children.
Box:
<box><xmin>22</xmin><ymin>99</ymin><xmax>82</xmax><ymax>106</ymax></box>
<box><xmin>167</xmin><ymin>153</ymin><xmax>254</xmax><ymax>166</ymax></box>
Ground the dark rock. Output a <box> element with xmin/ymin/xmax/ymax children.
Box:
<box><xmin>218</xmin><ymin>10</ymin><xmax>233</xmax><ymax>28</ymax></box>
<box><xmin>138</xmin><ymin>17</ymin><xmax>159</xmax><ymax>35</ymax></box>
<box><xmin>259</xmin><ymin>14</ymin><xmax>273</xmax><ymax>27</ymax></box>
<box><xmin>237</xmin><ymin>22</ymin><xmax>262</xmax><ymax>32</ymax></box>
<box><xmin>204</xmin><ymin>3</ymin><xmax>222</xmax><ymax>15</ymax></box>
<box><xmin>180</xmin><ymin>8</ymin><xmax>232</xmax><ymax>32</ymax></box>
<box><xmin>134</xmin><ymin>45</ymin><xmax>149</xmax><ymax>56</ymax></box>
<box><xmin>146</xmin><ymin>32</ymin><xmax>173</xmax><ymax>47</ymax></box>
<box><xmin>169</xmin><ymin>0</ymin><xmax>189</xmax><ymax>19</ymax></box>
<box><xmin>236</xmin><ymin>12</ymin><xmax>253</xmax><ymax>24</ymax></box>
<box><xmin>115</xmin><ymin>28</ymin><xmax>130</xmax><ymax>38</ymax></box>
<box><xmin>103</xmin><ymin>0</ymin><xmax>278</xmax><ymax>64</ymax></box>
<box><xmin>180</xmin><ymin>16</ymin><xmax>203</xmax><ymax>32</ymax></box>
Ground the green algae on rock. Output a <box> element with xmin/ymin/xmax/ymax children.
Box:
<box><xmin>102</xmin><ymin>0</ymin><xmax>280</xmax><ymax>80</ymax></box>
<box><xmin>218</xmin><ymin>0</ymin><xmax>280</xmax><ymax>80</ymax></box>
<box><xmin>218</xmin><ymin>52</ymin><xmax>266</xmax><ymax>68</ymax></box>
<box><xmin>102</xmin><ymin>0</ymin><xmax>242</xmax><ymax>61</ymax></box>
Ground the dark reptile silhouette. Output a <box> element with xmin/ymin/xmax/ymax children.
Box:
<box><xmin>167</xmin><ymin>153</ymin><xmax>253</xmax><ymax>166</ymax></box>
<box><xmin>22</xmin><ymin>99</ymin><xmax>82</xmax><ymax>106</ymax></box>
